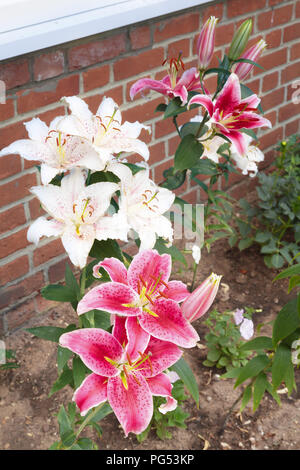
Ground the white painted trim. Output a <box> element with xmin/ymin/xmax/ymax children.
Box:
<box><xmin>0</xmin><ymin>0</ymin><xmax>213</xmax><ymax>61</ymax></box>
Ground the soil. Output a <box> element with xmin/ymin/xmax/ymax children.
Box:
<box><xmin>1</xmin><ymin>234</ymin><xmax>300</xmax><ymax>451</ymax></box>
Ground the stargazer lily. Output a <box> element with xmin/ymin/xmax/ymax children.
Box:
<box><xmin>188</xmin><ymin>73</ymin><xmax>271</xmax><ymax>155</ymax></box>
<box><xmin>59</xmin><ymin>324</ymin><xmax>182</xmax><ymax>435</ymax></box>
<box><xmin>27</xmin><ymin>169</ymin><xmax>128</xmax><ymax>269</ymax></box>
<box><xmin>130</xmin><ymin>55</ymin><xmax>201</xmax><ymax>105</ymax></box>
<box><xmin>77</xmin><ymin>249</ymin><xmax>199</xmax><ymax>348</ymax></box>
<box><xmin>0</xmin><ymin>116</ymin><xmax>102</xmax><ymax>184</ymax></box>
<box><xmin>109</xmin><ymin>163</ymin><xmax>175</xmax><ymax>250</ymax></box>
<box><xmin>230</xmin><ymin>133</ymin><xmax>264</xmax><ymax>177</ymax></box>
<box><xmin>60</xmin><ymin>96</ymin><xmax>150</xmax><ymax>167</ymax></box>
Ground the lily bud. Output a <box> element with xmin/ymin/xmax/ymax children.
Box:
<box><xmin>228</xmin><ymin>19</ymin><xmax>252</xmax><ymax>61</ymax></box>
<box><xmin>182</xmin><ymin>273</ymin><xmax>222</xmax><ymax>323</ymax></box>
<box><xmin>197</xmin><ymin>16</ymin><xmax>219</xmax><ymax>70</ymax></box>
<box><xmin>233</xmin><ymin>39</ymin><xmax>267</xmax><ymax>81</ymax></box>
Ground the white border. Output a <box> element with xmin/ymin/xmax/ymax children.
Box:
<box><xmin>0</xmin><ymin>0</ymin><xmax>213</xmax><ymax>61</ymax></box>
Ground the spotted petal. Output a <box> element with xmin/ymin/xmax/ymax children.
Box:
<box><xmin>147</xmin><ymin>373</ymin><xmax>177</xmax><ymax>414</ymax></box>
<box><xmin>127</xmin><ymin>249</ymin><xmax>171</xmax><ymax>294</ymax></box>
<box><xmin>59</xmin><ymin>328</ymin><xmax>123</xmax><ymax>377</ymax></box>
<box><xmin>73</xmin><ymin>373</ymin><xmax>108</xmax><ymax>416</ymax></box>
<box><xmin>137</xmin><ymin>336</ymin><xmax>182</xmax><ymax>378</ymax></box>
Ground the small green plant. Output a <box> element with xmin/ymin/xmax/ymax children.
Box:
<box><xmin>235</xmin><ymin>134</ymin><xmax>300</xmax><ymax>269</ymax></box>
<box><xmin>0</xmin><ymin>349</ymin><xmax>19</xmax><ymax>370</ymax></box>
<box><xmin>137</xmin><ymin>379</ymin><xmax>190</xmax><ymax>442</ymax></box>
<box><xmin>203</xmin><ymin>307</ymin><xmax>256</xmax><ymax>371</ymax></box>
<box><xmin>222</xmin><ymin>259</ymin><xmax>300</xmax><ymax>415</ymax></box>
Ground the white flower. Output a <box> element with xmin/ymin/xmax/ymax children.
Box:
<box><xmin>110</xmin><ymin>163</ymin><xmax>175</xmax><ymax>250</ymax></box>
<box><xmin>189</xmin><ymin>115</ymin><xmax>224</xmax><ymax>163</ymax></box>
<box><xmin>239</xmin><ymin>318</ymin><xmax>254</xmax><ymax>340</ymax></box>
<box><xmin>291</xmin><ymin>339</ymin><xmax>300</xmax><ymax>366</ymax></box>
<box><xmin>27</xmin><ymin>169</ymin><xmax>128</xmax><ymax>269</ymax></box>
<box><xmin>234</xmin><ymin>308</ymin><xmax>245</xmax><ymax>325</ymax></box>
<box><xmin>192</xmin><ymin>244</ymin><xmax>201</xmax><ymax>264</ymax></box>
<box><xmin>60</xmin><ymin>96</ymin><xmax>150</xmax><ymax>169</ymax></box>
<box><xmin>231</xmin><ymin>134</ymin><xmax>264</xmax><ymax>177</ymax></box>
<box><xmin>0</xmin><ymin>117</ymin><xmax>102</xmax><ymax>184</ymax></box>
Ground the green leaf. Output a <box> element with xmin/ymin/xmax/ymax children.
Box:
<box><xmin>163</xmin><ymin>92</ymin><xmax>199</xmax><ymax>118</ymax></box>
<box><xmin>272</xmin><ymin>298</ymin><xmax>300</xmax><ymax>346</ymax></box>
<box><xmin>238</xmin><ymin>238</ymin><xmax>254</xmax><ymax>251</ymax></box>
<box><xmin>180</xmin><ymin>122</ymin><xmax>206</xmax><ymax>139</ymax></box>
<box><xmin>272</xmin><ymin>343</ymin><xmax>293</xmax><ymax>390</ymax></box>
<box><xmin>161</xmin><ymin>167</ymin><xmax>186</xmax><ymax>190</ymax></box>
<box><xmin>190</xmin><ymin>158</ymin><xmax>218</xmax><ymax>176</ymax></box>
<box><xmin>154</xmin><ymin>238</ymin><xmax>187</xmax><ymax>266</ymax></box>
<box><xmin>271</xmin><ymin>253</ymin><xmax>285</xmax><ymax>269</ymax></box>
<box><xmin>255</xmin><ymin>232</ymin><xmax>271</xmax><ymax>243</ymax></box>
<box><xmin>240</xmin><ymin>336</ymin><xmax>273</xmax><ymax>352</ymax></box>
<box><xmin>240</xmin><ymin>385</ymin><xmax>252</xmax><ymax>412</ymax></box>
<box><xmin>26</xmin><ymin>326</ymin><xmax>68</xmax><ymax>342</ymax></box>
<box><xmin>155</xmin><ymin>103</ymin><xmax>167</xmax><ymax>113</ymax></box>
<box><xmin>41</xmin><ymin>284</ymin><xmax>76</xmax><ymax>303</ymax></box>
<box><xmin>288</xmin><ymin>275</ymin><xmax>300</xmax><ymax>292</ymax></box>
<box><xmin>72</xmin><ymin>357</ymin><xmax>87</xmax><ymax>389</ymax></box>
<box><xmin>57</xmin><ymin>405</ymin><xmax>72</xmax><ymax>437</ymax></box>
<box><xmin>49</xmin><ymin>367</ymin><xmax>74</xmax><ymax>396</ymax></box>
<box><xmin>174</xmin><ymin>134</ymin><xmax>204</xmax><ymax>171</ymax></box>
<box><xmin>234</xmin><ymin>355</ymin><xmax>270</xmax><ymax>388</ymax></box>
<box><xmin>65</xmin><ymin>264</ymin><xmax>80</xmax><ymax>299</ymax></box>
<box><xmin>241</xmin><ymin>83</ymin><xmax>263</xmax><ymax>113</ymax></box>
<box><xmin>234</xmin><ymin>57</ymin><xmax>264</xmax><ymax>71</ymax></box>
<box><xmin>88</xmin><ymin>402</ymin><xmax>113</xmax><ymax>423</ymax></box>
<box><xmin>253</xmin><ymin>372</ymin><xmax>268</xmax><ymax>412</ymax></box>
<box><xmin>237</xmin><ymin>219</ymin><xmax>252</xmax><ymax>237</ymax></box>
<box><xmin>89</xmin><ymin>238</ymin><xmax>123</xmax><ymax>261</ymax></box>
<box><xmin>93</xmin><ymin>310</ymin><xmax>112</xmax><ymax>330</ymax></box>
<box><xmin>170</xmin><ymin>357</ymin><xmax>199</xmax><ymax>407</ymax></box>
<box><xmin>57</xmin><ymin>346</ymin><xmax>73</xmax><ymax>374</ymax></box>
<box><xmin>274</xmin><ymin>263</ymin><xmax>300</xmax><ymax>281</ymax></box>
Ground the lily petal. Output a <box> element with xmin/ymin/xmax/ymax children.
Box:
<box><xmin>147</xmin><ymin>373</ymin><xmax>177</xmax><ymax>414</ymax></box>
<box><xmin>61</xmin><ymin>225</ymin><xmax>95</xmax><ymax>269</ymax></box>
<box><xmin>188</xmin><ymin>94</ymin><xmax>214</xmax><ymax>116</ymax></box>
<box><xmin>127</xmin><ymin>249</ymin><xmax>171</xmax><ymax>294</ymax></box>
<box><xmin>214</xmin><ymin>73</ymin><xmax>241</xmax><ymax>115</ymax></box>
<box><xmin>95</xmin><ymin>257</ymin><xmax>128</xmax><ymax>284</ymax></box>
<box><xmin>73</xmin><ymin>373</ymin><xmax>108</xmax><ymax>416</ymax></box>
<box><xmin>24</xmin><ymin>117</ymin><xmax>49</xmax><ymax>141</ymax></box>
<box><xmin>137</xmin><ymin>336</ymin><xmax>182</xmax><ymax>378</ymax></box>
<box><xmin>59</xmin><ymin>328</ymin><xmax>123</xmax><ymax>377</ymax></box>
<box><xmin>130</xmin><ymin>78</ymin><xmax>169</xmax><ymax>100</ymax></box>
<box><xmin>107</xmin><ymin>371</ymin><xmax>153</xmax><ymax>436</ymax></box>
<box><xmin>125</xmin><ymin>316</ymin><xmax>150</xmax><ymax>362</ymax></box>
<box><xmin>77</xmin><ymin>282</ymin><xmax>141</xmax><ymax>317</ymax></box>
<box><xmin>139</xmin><ymin>298</ymin><xmax>200</xmax><ymax>348</ymax></box>
<box><xmin>164</xmin><ymin>280</ymin><xmax>190</xmax><ymax>302</ymax></box>
<box><xmin>27</xmin><ymin>216</ymin><xmax>63</xmax><ymax>244</ymax></box>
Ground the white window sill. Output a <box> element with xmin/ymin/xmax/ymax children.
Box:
<box><xmin>0</xmin><ymin>0</ymin><xmax>213</xmax><ymax>61</ymax></box>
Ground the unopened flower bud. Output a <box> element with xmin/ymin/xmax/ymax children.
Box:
<box><xmin>234</xmin><ymin>39</ymin><xmax>266</xmax><ymax>81</ymax></box>
<box><xmin>197</xmin><ymin>16</ymin><xmax>219</xmax><ymax>70</ymax></box>
<box><xmin>182</xmin><ymin>273</ymin><xmax>222</xmax><ymax>323</ymax></box>
<box><xmin>228</xmin><ymin>19</ymin><xmax>252</xmax><ymax>61</ymax></box>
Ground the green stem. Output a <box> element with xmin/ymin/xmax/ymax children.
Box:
<box><xmin>172</xmin><ymin>115</ymin><xmax>181</xmax><ymax>137</ymax></box>
<box><xmin>80</xmin><ymin>266</ymin><xmax>86</xmax><ymax>298</ymax></box>
<box><xmin>191</xmin><ymin>261</ymin><xmax>199</xmax><ymax>292</ymax></box>
<box><xmin>63</xmin><ymin>402</ymin><xmax>106</xmax><ymax>449</ymax></box>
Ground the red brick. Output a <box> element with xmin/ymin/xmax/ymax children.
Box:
<box><xmin>0</xmin><ymin>59</ymin><xmax>30</xmax><ymax>90</ymax></box>
<box><xmin>130</xmin><ymin>25</ymin><xmax>151</xmax><ymax>50</ymax></box>
<box><xmin>154</xmin><ymin>13</ymin><xmax>199</xmax><ymax>42</ymax></box>
<box><xmin>244</xmin><ymin>78</ymin><xmax>260</xmax><ymax>95</ymax></box>
<box><xmin>179</xmin><ymin>188</ymin><xmax>198</xmax><ymax>204</ymax></box>
<box><xmin>114</xmin><ymin>48</ymin><xmax>164</xmax><ymax>81</ymax></box>
<box><xmin>0</xmin><ymin>228</ymin><xmax>29</xmax><ymax>259</ymax></box>
<box><xmin>0</xmin><ymin>121</ymin><xmax>27</xmax><ymax>148</ymax></box>
<box><xmin>155</xmin><ymin>118</ymin><xmax>176</xmax><ymax>140</ymax></box>
<box><xmin>215</xmin><ymin>23</ymin><xmax>235</xmax><ymax>47</ymax></box>
<box><xmin>33</xmin><ymin>238</ymin><xmax>64</xmax><ymax>267</ymax></box>
<box><xmin>296</xmin><ymin>1</ymin><xmax>300</xmax><ymax>18</ymax></box>
<box><xmin>29</xmin><ymin>197</ymin><xmax>43</xmax><ymax>221</ymax></box>
<box><xmin>68</xmin><ymin>34</ymin><xmax>127</xmax><ymax>71</ymax></box>
<box><xmin>48</xmin><ymin>257</ymin><xmax>71</xmax><ymax>283</ymax></box>
<box><xmin>0</xmin><ymin>316</ymin><xmax>4</xmax><ymax>336</ymax></box>
<box><xmin>126</xmin><ymin>77</ymin><xmax>151</xmax><ymax>102</ymax></box>
<box><xmin>0</xmin><ymin>172</ymin><xmax>37</xmax><ymax>207</ymax></box>
<box><xmin>167</xmin><ymin>39</ymin><xmax>190</xmax><ymax>61</ymax></box>
<box><xmin>168</xmin><ymin>135</ymin><xmax>181</xmax><ymax>157</ymax></box>
<box><xmin>0</xmin><ymin>255</ymin><xmax>29</xmax><ymax>285</ymax></box>
<box><xmin>254</xmin><ymin>49</ymin><xmax>287</xmax><ymax>75</ymax></box>
<box><xmin>35</xmin><ymin>293</ymin><xmax>57</xmax><ymax>314</ymax></box>
<box><xmin>265</xmin><ymin>29</ymin><xmax>281</xmax><ymax>49</ymax></box>
<box><xmin>6</xmin><ymin>298</ymin><xmax>36</xmax><ymax>331</ymax></box>
<box><xmin>229</xmin><ymin>180</ymin><xmax>253</xmax><ymax>199</ymax></box>
<box><xmin>257</xmin><ymin>5</ymin><xmax>293</xmax><ymax>31</ymax></box>
<box><xmin>259</xmin><ymin>126</ymin><xmax>283</xmax><ymax>150</ymax></box>
<box><xmin>121</xmin><ymin>97</ymin><xmax>162</xmax><ymax>124</ymax></box>
<box><xmin>0</xmin><ymin>154</ymin><xmax>22</xmax><ymax>179</ymax></box>
<box><xmin>290</xmin><ymin>42</ymin><xmax>300</xmax><ymax>61</ymax></box>
<box><xmin>285</xmin><ymin>119</ymin><xmax>299</xmax><ymax>136</ymax></box>
<box><xmin>33</xmin><ymin>51</ymin><xmax>64</xmax><ymax>81</ymax></box>
<box><xmin>82</xmin><ymin>64</ymin><xmax>110</xmax><ymax>92</ymax></box>
<box><xmin>0</xmin><ymin>205</ymin><xmax>26</xmax><ymax>236</ymax></box>
<box><xmin>283</xmin><ymin>22</ymin><xmax>300</xmax><ymax>43</ymax></box>
<box><xmin>281</xmin><ymin>62</ymin><xmax>300</xmax><ymax>84</ymax></box>
<box><xmin>269</xmin><ymin>0</ymin><xmax>286</xmax><ymax>5</ymax></box>
<box><xmin>264</xmin><ymin>110</ymin><xmax>277</xmax><ymax>128</ymax></box>
<box><xmin>0</xmin><ymin>98</ymin><xmax>15</xmax><ymax>122</ymax></box>
<box><xmin>227</xmin><ymin>0</ymin><xmax>266</xmax><ymax>18</ymax></box>
<box><xmin>202</xmin><ymin>2</ymin><xmax>224</xmax><ymax>22</ymax></box>
<box><xmin>153</xmin><ymin>157</ymin><xmax>173</xmax><ymax>184</ymax></box>
<box><xmin>148</xmin><ymin>141</ymin><xmax>165</xmax><ymax>165</ymax></box>
<box><xmin>17</xmin><ymin>75</ymin><xmax>79</xmax><ymax>114</ymax></box>
<box><xmin>84</xmin><ymin>86</ymin><xmax>123</xmax><ymax>114</ymax></box>
<box><xmin>261</xmin><ymin>71</ymin><xmax>279</xmax><ymax>92</ymax></box>
<box><xmin>0</xmin><ymin>272</ymin><xmax>44</xmax><ymax>310</ymax></box>
<box><xmin>279</xmin><ymin>101</ymin><xmax>300</xmax><ymax>122</ymax></box>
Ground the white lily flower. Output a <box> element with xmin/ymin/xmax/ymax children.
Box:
<box><xmin>192</xmin><ymin>244</ymin><xmax>201</xmax><ymax>264</ymax></box>
<box><xmin>188</xmin><ymin>115</ymin><xmax>224</xmax><ymax>163</ymax></box>
<box><xmin>0</xmin><ymin>117</ymin><xmax>102</xmax><ymax>185</ymax></box>
<box><xmin>110</xmin><ymin>163</ymin><xmax>175</xmax><ymax>250</ymax></box>
<box><xmin>60</xmin><ymin>96</ymin><xmax>150</xmax><ymax>169</ymax></box>
<box><xmin>230</xmin><ymin>134</ymin><xmax>264</xmax><ymax>177</ymax></box>
<box><xmin>27</xmin><ymin>169</ymin><xmax>128</xmax><ymax>269</ymax></box>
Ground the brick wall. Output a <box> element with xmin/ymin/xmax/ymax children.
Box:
<box><xmin>0</xmin><ymin>0</ymin><xmax>299</xmax><ymax>335</ymax></box>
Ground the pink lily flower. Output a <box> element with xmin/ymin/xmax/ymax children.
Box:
<box><xmin>77</xmin><ymin>249</ymin><xmax>199</xmax><ymax>348</ymax></box>
<box><xmin>130</xmin><ymin>56</ymin><xmax>201</xmax><ymax>105</ymax></box>
<box><xmin>188</xmin><ymin>73</ymin><xmax>272</xmax><ymax>155</ymax></box>
<box><xmin>233</xmin><ymin>39</ymin><xmax>267</xmax><ymax>82</ymax></box>
<box><xmin>59</xmin><ymin>322</ymin><xmax>182</xmax><ymax>435</ymax></box>
<box><xmin>197</xmin><ymin>16</ymin><xmax>218</xmax><ymax>70</ymax></box>
<box><xmin>182</xmin><ymin>273</ymin><xmax>222</xmax><ymax>323</ymax></box>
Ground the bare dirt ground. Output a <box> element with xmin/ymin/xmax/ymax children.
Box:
<box><xmin>1</xmin><ymin>236</ymin><xmax>299</xmax><ymax>451</ymax></box>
